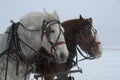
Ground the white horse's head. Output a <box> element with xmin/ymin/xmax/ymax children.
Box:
<box><xmin>19</xmin><ymin>11</ymin><xmax>69</xmax><ymax>63</ymax></box>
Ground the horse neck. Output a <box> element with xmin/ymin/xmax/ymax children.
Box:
<box><xmin>0</xmin><ymin>28</ymin><xmax>10</xmax><ymax>53</ymax></box>
<box><xmin>65</xmin><ymin>33</ymin><xmax>76</xmax><ymax>53</ymax></box>
<box><xmin>62</xmin><ymin>19</ymin><xmax>79</xmax><ymax>33</ymax></box>
<box><xmin>62</xmin><ymin>19</ymin><xmax>79</xmax><ymax>53</ymax></box>
<box><xmin>17</xmin><ymin>27</ymin><xmax>42</xmax><ymax>57</ymax></box>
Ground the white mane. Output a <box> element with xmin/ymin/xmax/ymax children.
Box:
<box><xmin>20</xmin><ymin>11</ymin><xmax>59</xmax><ymax>30</ymax></box>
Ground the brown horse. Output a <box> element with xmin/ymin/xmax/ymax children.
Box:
<box><xmin>34</xmin><ymin>15</ymin><xmax>103</xmax><ymax>80</ymax></box>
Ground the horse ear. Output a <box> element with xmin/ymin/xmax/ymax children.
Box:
<box><xmin>88</xmin><ymin>17</ymin><xmax>93</xmax><ymax>23</ymax></box>
<box><xmin>43</xmin><ymin>8</ymin><xmax>48</xmax><ymax>14</ymax></box>
<box><xmin>44</xmin><ymin>8</ymin><xmax>50</xmax><ymax>16</ymax></box>
<box><xmin>52</xmin><ymin>11</ymin><xmax>59</xmax><ymax>20</ymax></box>
<box><xmin>79</xmin><ymin>15</ymin><xmax>83</xmax><ymax>20</ymax></box>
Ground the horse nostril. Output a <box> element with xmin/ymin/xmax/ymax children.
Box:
<box><xmin>59</xmin><ymin>53</ymin><xmax>68</xmax><ymax>63</ymax></box>
<box><xmin>60</xmin><ymin>53</ymin><xmax>64</xmax><ymax>59</ymax></box>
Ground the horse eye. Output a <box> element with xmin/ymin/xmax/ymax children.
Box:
<box><xmin>85</xmin><ymin>31</ymin><xmax>89</xmax><ymax>34</ymax></box>
<box><xmin>83</xmin><ymin>30</ymin><xmax>89</xmax><ymax>35</ymax></box>
<box><xmin>51</xmin><ymin>30</ymin><xmax>55</xmax><ymax>33</ymax></box>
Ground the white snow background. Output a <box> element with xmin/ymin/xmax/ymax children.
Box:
<box><xmin>72</xmin><ymin>49</ymin><xmax>120</xmax><ymax>80</ymax></box>
<box><xmin>0</xmin><ymin>0</ymin><xmax>120</xmax><ymax>80</ymax></box>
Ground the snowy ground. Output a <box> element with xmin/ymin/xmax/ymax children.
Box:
<box><xmin>72</xmin><ymin>49</ymin><xmax>120</xmax><ymax>80</ymax></box>
<box><xmin>30</xmin><ymin>49</ymin><xmax>120</xmax><ymax>80</ymax></box>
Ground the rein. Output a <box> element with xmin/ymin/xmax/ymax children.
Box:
<box><xmin>76</xmin><ymin>46</ymin><xmax>95</xmax><ymax>61</ymax></box>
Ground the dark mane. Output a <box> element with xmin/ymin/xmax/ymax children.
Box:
<box><xmin>62</xmin><ymin>17</ymin><xmax>92</xmax><ymax>34</ymax></box>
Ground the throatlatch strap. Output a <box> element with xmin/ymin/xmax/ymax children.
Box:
<box><xmin>16</xmin><ymin>57</ymin><xmax>20</xmax><ymax>76</ymax></box>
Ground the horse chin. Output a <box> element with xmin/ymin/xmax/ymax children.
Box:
<box><xmin>54</xmin><ymin>45</ymin><xmax>69</xmax><ymax>63</ymax></box>
<box><xmin>56</xmin><ymin>59</ymin><xmax>67</xmax><ymax>64</ymax></box>
<box><xmin>92</xmin><ymin>44</ymin><xmax>103</xmax><ymax>59</ymax></box>
<box><xmin>96</xmin><ymin>45</ymin><xmax>103</xmax><ymax>59</ymax></box>
<box><xmin>56</xmin><ymin>55</ymin><xmax>68</xmax><ymax>64</ymax></box>
<box><xmin>92</xmin><ymin>51</ymin><xmax>102</xmax><ymax>59</ymax></box>
<box><xmin>94</xmin><ymin>36</ymin><xmax>103</xmax><ymax>59</ymax></box>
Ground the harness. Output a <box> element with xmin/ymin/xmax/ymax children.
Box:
<box><xmin>34</xmin><ymin>25</ymin><xmax>100</xmax><ymax>79</ymax></box>
<box><xmin>0</xmin><ymin>20</ymin><xmax>65</xmax><ymax>80</ymax></box>
<box><xmin>33</xmin><ymin>22</ymin><xmax>102</xmax><ymax>80</ymax></box>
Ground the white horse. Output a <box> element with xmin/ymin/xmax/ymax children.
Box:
<box><xmin>0</xmin><ymin>11</ymin><xmax>69</xmax><ymax>80</ymax></box>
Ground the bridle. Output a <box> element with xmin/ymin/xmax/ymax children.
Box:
<box><xmin>76</xmin><ymin>24</ymin><xmax>101</xmax><ymax>60</ymax></box>
<box><xmin>41</xmin><ymin>20</ymin><xmax>66</xmax><ymax>57</ymax></box>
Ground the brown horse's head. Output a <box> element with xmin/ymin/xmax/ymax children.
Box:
<box><xmin>62</xmin><ymin>15</ymin><xmax>103</xmax><ymax>59</ymax></box>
